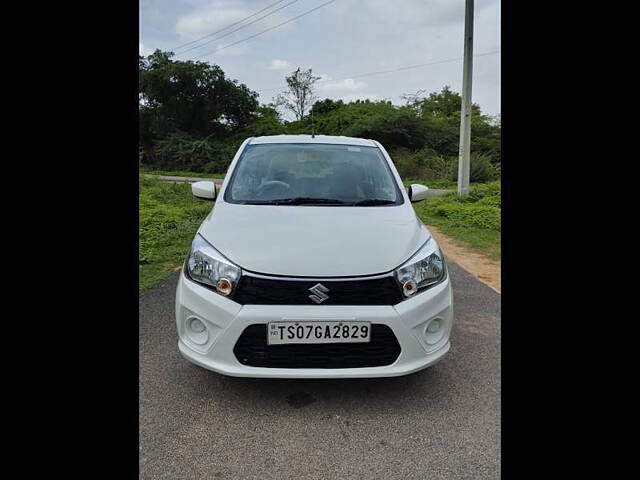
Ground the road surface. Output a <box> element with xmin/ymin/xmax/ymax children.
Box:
<box><xmin>139</xmin><ymin>261</ymin><xmax>500</xmax><ymax>479</ymax></box>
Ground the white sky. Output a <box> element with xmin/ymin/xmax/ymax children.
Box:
<box><xmin>140</xmin><ymin>0</ymin><xmax>500</xmax><ymax>118</ymax></box>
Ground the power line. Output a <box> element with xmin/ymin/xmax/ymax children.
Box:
<box><xmin>258</xmin><ymin>50</ymin><xmax>500</xmax><ymax>94</ymax></box>
<box><xmin>348</xmin><ymin>51</ymin><xmax>498</xmax><ymax>81</ymax></box>
<box><xmin>192</xmin><ymin>0</ymin><xmax>338</xmax><ymax>60</ymax></box>
<box><xmin>175</xmin><ymin>0</ymin><xmax>303</xmax><ymax>56</ymax></box>
<box><xmin>170</xmin><ymin>0</ymin><xmax>290</xmax><ymax>52</ymax></box>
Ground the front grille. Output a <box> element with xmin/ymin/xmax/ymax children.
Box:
<box><xmin>232</xmin><ymin>274</ymin><xmax>403</xmax><ymax>306</ymax></box>
<box><xmin>233</xmin><ymin>324</ymin><xmax>401</xmax><ymax>368</ymax></box>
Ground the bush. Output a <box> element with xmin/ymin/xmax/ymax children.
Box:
<box><xmin>476</xmin><ymin>194</ymin><xmax>501</xmax><ymax>208</ymax></box>
<box><xmin>426</xmin><ymin>180</ymin><xmax>501</xmax><ymax>231</ymax></box>
<box><xmin>435</xmin><ymin>203</ymin><xmax>501</xmax><ymax>230</ymax></box>
<box><xmin>467</xmin><ymin>181</ymin><xmax>501</xmax><ymax>201</ymax></box>
<box><xmin>393</xmin><ymin>150</ymin><xmax>499</xmax><ymax>185</ymax></box>
<box><xmin>390</xmin><ymin>148</ymin><xmax>457</xmax><ymax>181</ymax></box>
<box><xmin>449</xmin><ymin>153</ymin><xmax>499</xmax><ymax>183</ymax></box>
<box><xmin>145</xmin><ymin>133</ymin><xmax>238</xmax><ymax>173</ymax></box>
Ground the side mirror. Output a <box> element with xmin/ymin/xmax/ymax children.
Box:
<box><xmin>192</xmin><ymin>181</ymin><xmax>216</xmax><ymax>200</ymax></box>
<box><xmin>408</xmin><ymin>184</ymin><xmax>429</xmax><ymax>203</ymax></box>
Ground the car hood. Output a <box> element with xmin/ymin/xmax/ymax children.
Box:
<box><xmin>198</xmin><ymin>201</ymin><xmax>430</xmax><ymax>277</ymax></box>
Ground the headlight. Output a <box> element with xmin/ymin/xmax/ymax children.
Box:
<box><xmin>186</xmin><ymin>234</ymin><xmax>241</xmax><ymax>296</ymax></box>
<box><xmin>395</xmin><ymin>237</ymin><xmax>446</xmax><ymax>298</ymax></box>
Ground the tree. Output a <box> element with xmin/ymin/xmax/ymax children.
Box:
<box><xmin>310</xmin><ymin>98</ymin><xmax>345</xmax><ymax>116</ymax></box>
<box><xmin>413</xmin><ymin>85</ymin><xmax>481</xmax><ymax>118</ymax></box>
<box><xmin>139</xmin><ymin>50</ymin><xmax>259</xmax><ymax>142</ymax></box>
<box><xmin>245</xmin><ymin>104</ymin><xmax>286</xmax><ymax>137</ymax></box>
<box><xmin>274</xmin><ymin>68</ymin><xmax>321</xmax><ymax>121</ymax></box>
<box><xmin>400</xmin><ymin>89</ymin><xmax>427</xmax><ymax>105</ymax></box>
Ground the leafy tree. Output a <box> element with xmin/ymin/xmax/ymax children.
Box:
<box><xmin>244</xmin><ymin>105</ymin><xmax>286</xmax><ymax>137</ymax></box>
<box><xmin>411</xmin><ymin>86</ymin><xmax>481</xmax><ymax>118</ymax></box>
<box><xmin>275</xmin><ymin>68</ymin><xmax>321</xmax><ymax>120</ymax></box>
<box><xmin>294</xmin><ymin>100</ymin><xmax>427</xmax><ymax>149</ymax></box>
<box><xmin>139</xmin><ymin>50</ymin><xmax>258</xmax><ymax>142</ymax></box>
<box><xmin>405</xmin><ymin>86</ymin><xmax>501</xmax><ymax>162</ymax></box>
<box><xmin>310</xmin><ymin>98</ymin><xmax>345</xmax><ymax>116</ymax></box>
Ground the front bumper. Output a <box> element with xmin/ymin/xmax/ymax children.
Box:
<box><xmin>175</xmin><ymin>272</ymin><xmax>453</xmax><ymax>378</ymax></box>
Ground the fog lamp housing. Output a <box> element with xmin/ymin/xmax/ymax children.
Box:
<box><xmin>423</xmin><ymin>317</ymin><xmax>445</xmax><ymax>345</ymax></box>
<box><xmin>186</xmin><ymin>316</ymin><xmax>209</xmax><ymax>345</ymax></box>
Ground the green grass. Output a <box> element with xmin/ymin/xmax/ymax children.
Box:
<box><xmin>140</xmin><ymin>167</ymin><xmax>226</xmax><ymax>179</ymax></box>
<box><xmin>139</xmin><ymin>176</ymin><xmax>213</xmax><ymax>292</ymax></box>
<box><xmin>412</xmin><ymin>181</ymin><xmax>501</xmax><ymax>261</ymax></box>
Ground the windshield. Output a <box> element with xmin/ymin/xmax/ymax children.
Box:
<box><xmin>224</xmin><ymin>143</ymin><xmax>403</xmax><ymax>206</ymax></box>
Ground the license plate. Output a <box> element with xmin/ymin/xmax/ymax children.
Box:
<box><xmin>267</xmin><ymin>320</ymin><xmax>371</xmax><ymax>345</ymax></box>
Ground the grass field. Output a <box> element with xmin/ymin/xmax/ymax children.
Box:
<box><xmin>139</xmin><ymin>176</ymin><xmax>212</xmax><ymax>291</ymax></box>
<box><xmin>412</xmin><ymin>181</ymin><xmax>501</xmax><ymax>261</ymax></box>
<box><xmin>139</xmin><ymin>175</ymin><xmax>501</xmax><ymax>292</ymax></box>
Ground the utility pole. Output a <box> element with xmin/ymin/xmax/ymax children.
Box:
<box><xmin>457</xmin><ymin>0</ymin><xmax>474</xmax><ymax>196</ymax></box>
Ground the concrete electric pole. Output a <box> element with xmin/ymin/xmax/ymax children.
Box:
<box><xmin>457</xmin><ymin>0</ymin><xmax>474</xmax><ymax>196</ymax></box>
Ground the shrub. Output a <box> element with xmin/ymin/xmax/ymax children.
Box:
<box><xmin>435</xmin><ymin>203</ymin><xmax>501</xmax><ymax>230</ymax></box>
<box><xmin>393</xmin><ymin>151</ymin><xmax>499</xmax><ymax>184</ymax></box>
<box><xmin>449</xmin><ymin>153</ymin><xmax>499</xmax><ymax>183</ymax></box>
<box><xmin>476</xmin><ymin>194</ymin><xmax>501</xmax><ymax>208</ymax></box>
<box><xmin>467</xmin><ymin>181</ymin><xmax>501</xmax><ymax>201</ymax></box>
<box><xmin>147</xmin><ymin>133</ymin><xmax>238</xmax><ymax>173</ymax></box>
<box><xmin>390</xmin><ymin>148</ymin><xmax>457</xmax><ymax>181</ymax></box>
<box><xmin>426</xmin><ymin>180</ymin><xmax>500</xmax><ymax>231</ymax></box>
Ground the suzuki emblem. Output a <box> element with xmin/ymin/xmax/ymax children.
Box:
<box><xmin>308</xmin><ymin>283</ymin><xmax>329</xmax><ymax>304</ymax></box>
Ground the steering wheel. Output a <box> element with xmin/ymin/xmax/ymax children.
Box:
<box><xmin>255</xmin><ymin>180</ymin><xmax>291</xmax><ymax>198</ymax></box>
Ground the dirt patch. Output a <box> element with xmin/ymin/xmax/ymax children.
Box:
<box><xmin>428</xmin><ymin>226</ymin><xmax>501</xmax><ymax>293</ymax></box>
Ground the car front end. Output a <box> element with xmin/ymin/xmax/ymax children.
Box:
<box><xmin>176</xmin><ymin>261</ymin><xmax>452</xmax><ymax>378</ymax></box>
<box><xmin>175</xmin><ymin>135</ymin><xmax>453</xmax><ymax>378</ymax></box>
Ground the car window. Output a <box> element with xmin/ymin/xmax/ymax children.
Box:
<box><xmin>224</xmin><ymin>143</ymin><xmax>403</xmax><ymax>206</ymax></box>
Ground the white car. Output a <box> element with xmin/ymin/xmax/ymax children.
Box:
<box><xmin>175</xmin><ymin>135</ymin><xmax>453</xmax><ymax>378</ymax></box>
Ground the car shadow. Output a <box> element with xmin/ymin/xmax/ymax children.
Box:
<box><xmin>180</xmin><ymin>360</ymin><xmax>455</xmax><ymax>411</ymax></box>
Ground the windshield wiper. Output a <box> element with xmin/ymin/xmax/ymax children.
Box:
<box><xmin>274</xmin><ymin>197</ymin><xmax>348</xmax><ymax>205</ymax></box>
<box><xmin>353</xmin><ymin>198</ymin><xmax>396</xmax><ymax>206</ymax></box>
<box><xmin>244</xmin><ymin>197</ymin><xmax>396</xmax><ymax>206</ymax></box>
<box><xmin>247</xmin><ymin>197</ymin><xmax>347</xmax><ymax>205</ymax></box>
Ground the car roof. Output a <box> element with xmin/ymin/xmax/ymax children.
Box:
<box><xmin>248</xmin><ymin>135</ymin><xmax>378</xmax><ymax>147</ymax></box>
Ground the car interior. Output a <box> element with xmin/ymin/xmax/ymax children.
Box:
<box><xmin>229</xmin><ymin>145</ymin><xmax>397</xmax><ymax>203</ymax></box>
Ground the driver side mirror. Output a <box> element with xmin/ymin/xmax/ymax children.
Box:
<box><xmin>407</xmin><ymin>184</ymin><xmax>429</xmax><ymax>203</ymax></box>
<box><xmin>192</xmin><ymin>181</ymin><xmax>216</xmax><ymax>200</ymax></box>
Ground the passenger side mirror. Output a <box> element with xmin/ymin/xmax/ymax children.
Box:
<box><xmin>192</xmin><ymin>181</ymin><xmax>216</xmax><ymax>200</ymax></box>
<box><xmin>407</xmin><ymin>184</ymin><xmax>429</xmax><ymax>203</ymax></box>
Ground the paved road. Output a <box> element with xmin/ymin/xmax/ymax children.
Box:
<box><xmin>139</xmin><ymin>262</ymin><xmax>500</xmax><ymax>479</ymax></box>
<box><xmin>144</xmin><ymin>174</ymin><xmax>451</xmax><ymax>198</ymax></box>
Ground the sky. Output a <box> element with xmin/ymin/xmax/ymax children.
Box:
<box><xmin>140</xmin><ymin>0</ymin><xmax>500</xmax><ymax>119</ymax></box>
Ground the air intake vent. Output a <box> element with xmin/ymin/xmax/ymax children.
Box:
<box><xmin>233</xmin><ymin>324</ymin><xmax>401</xmax><ymax>368</ymax></box>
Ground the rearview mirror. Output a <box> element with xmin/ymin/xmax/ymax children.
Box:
<box><xmin>192</xmin><ymin>181</ymin><xmax>216</xmax><ymax>200</ymax></box>
<box><xmin>408</xmin><ymin>184</ymin><xmax>429</xmax><ymax>203</ymax></box>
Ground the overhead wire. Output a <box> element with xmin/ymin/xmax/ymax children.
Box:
<box><xmin>174</xmin><ymin>0</ymin><xmax>304</xmax><ymax>56</ymax></box>
<box><xmin>191</xmin><ymin>0</ymin><xmax>338</xmax><ymax>59</ymax></box>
